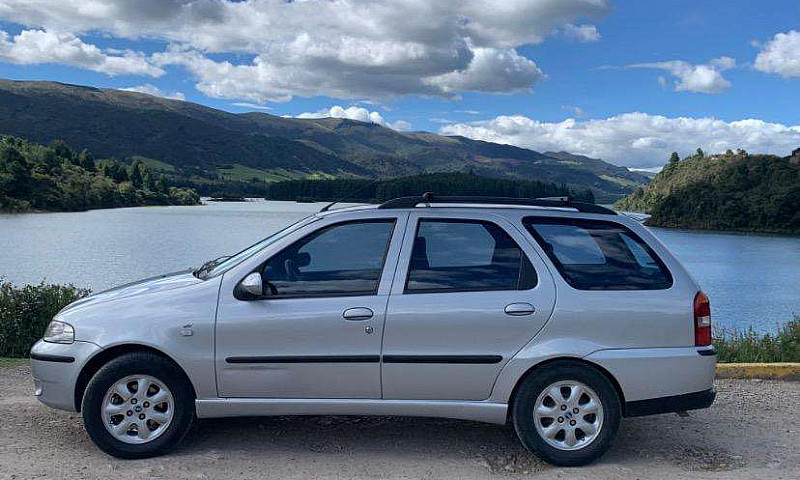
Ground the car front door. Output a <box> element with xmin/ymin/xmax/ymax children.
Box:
<box><xmin>382</xmin><ymin>211</ymin><xmax>556</xmax><ymax>401</ymax></box>
<box><xmin>215</xmin><ymin>213</ymin><xmax>407</xmax><ymax>398</ymax></box>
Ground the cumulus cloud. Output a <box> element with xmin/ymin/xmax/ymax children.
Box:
<box><xmin>558</xmin><ymin>23</ymin><xmax>601</xmax><ymax>42</ymax></box>
<box><xmin>0</xmin><ymin>29</ymin><xmax>162</xmax><ymax>76</ymax></box>
<box><xmin>294</xmin><ymin>105</ymin><xmax>411</xmax><ymax>131</ymax></box>
<box><xmin>440</xmin><ymin>112</ymin><xmax>800</xmax><ymax>169</ymax></box>
<box><xmin>426</xmin><ymin>47</ymin><xmax>544</xmax><ymax>94</ymax></box>
<box><xmin>121</xmin><ymin>84</ymin><xmax>184</xmax><ymax>100</ymax></box>
<box><xmin>630</xmin><ymin>57</ymin><xmax>736</xmax><ymax>93</ymax></box>
<box><xmin>754</xmin><ymin>30</ymin><xmax>800</xmax><ymax>78</ymax></box>
<box><xmin>0</xmin><ymin>0</ymin><xmax>609</xmax><ymax>101</ymax></box>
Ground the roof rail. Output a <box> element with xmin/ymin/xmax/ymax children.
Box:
<box><xmin>377</xmin><ymin>192</ymin><xmax>616</xmax><ymax>215</ymax></box>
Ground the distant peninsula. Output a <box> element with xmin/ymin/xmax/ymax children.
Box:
<box><xmin>615</xmin><ymin>148</ymin><xmax>800</xmax><ymax>235</ymax></box>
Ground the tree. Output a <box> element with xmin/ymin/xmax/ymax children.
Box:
<box><xmin>143</xmin><ymin>171</ymin><xmax>154</xmax><ymax>191</ymax></box>
<box><xmin>668</xmin><ymin>152</ymin><xmax>680</xmax><ymax>164</ymax></box>
<box><xmin>695</xmin><ymin>148</ymin><xmax>705</xmax><ymax>158</ymax></box>
<box><xmin>77</xmin><ymin>149</ymin><xmax>95</xmax><ymax>172</ymax></box>
<box><xmin>50</xmin><ymin>139</ymin><xmax>74</xmax><ymax>162</ymax></box>
<box><xmin>156</xmin><ymin>174</ymin><xmax>169</xmax><ymax>194</ymax></box>
<box><xmin>0</xmin><ymin>144</ymin><xmax>32</xmax><ymax>198</ymax></box>
<box><xmin>129</xmin><ymin>160</ymin><xmax>143</xmax><ymax>188</ymax></box>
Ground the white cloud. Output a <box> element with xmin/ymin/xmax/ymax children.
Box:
<box><xmin>121</xmin><ymin>84</ymin><xmax>184</xmax><ymax>100</ymax></box>
<box><xmin>754</xmin><ymin>30</ymin><xmax>800</xmax><ymax>78</ymax></box>
<box><xmin>630</xmin><ymin>56</ymin><xmax>736</xmax><ymax>94</ymax></box>
<box><xmin>0</xmin><ymin>29</ymin><xmax>162</xmax><ymax>76</ymax></box>
<box><xmin>0</xmin><ymin>0</ymin><xmax>609</xmax><ymax>101</ymax></box>
<box><xmin>561</xmin><ymin>105</ymin><xmax>585</xmax><ymax>116</ymax></box>
<box><xmin>425</xmin><ymin>46</ymin><xmax>544</xmax><ymax>94</ymax></box>
<box><xmin>440</xmin><ymin>112</ymin><xmax>800</xmax><ymax>169</ymax></box>
<box><xmin>294</xmin><ymin>105</ymin><xmax>410</xmax><ymax>131</ymax></box>
<box><xmin>559</xmin><ymin>23</ymin><xmax>601</xmax><ymax>42</ymax></box>
<box><xmin>232</xmin><ymin>102</ymin><xmax>272</xmax><ymax>111</ymax></box>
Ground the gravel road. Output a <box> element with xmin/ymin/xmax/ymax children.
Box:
<box><xmin>1</xmin><ymin>360</ymin><xmax>797</xmax><ymax>480</ymax></box>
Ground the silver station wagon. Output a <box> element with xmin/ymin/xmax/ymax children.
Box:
<box><xmin>30</xmin><ymin>194</ymin><xmax>716</xmax><ymax>466</ymax></box>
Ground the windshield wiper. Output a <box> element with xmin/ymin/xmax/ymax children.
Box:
<box><xmin>192</xmin><ymin>255</ymin><xmax>231</xmax><ymax>279</ymax></box>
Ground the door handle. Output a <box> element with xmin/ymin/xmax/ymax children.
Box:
<box><xmin>343</xmin><ymin>307</ymin><xmax>374</xmax><ymax>321</ymax></box>
<box><xmin>504</xmin><ymin>303</ymin><xmax>536</xmax><ymax>316</ymax></box>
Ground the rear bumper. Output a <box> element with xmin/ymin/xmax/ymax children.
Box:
<box><xmin>585</xmin><ymin>346</ymin><xmax>716</xmax><ymax>403</ymax></box>
<box><xmin>624</xmin><ymin>387</ymin><xmax>716</xmax><ymax>417</ymax></box>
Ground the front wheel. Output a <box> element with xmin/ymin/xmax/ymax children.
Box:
<box><xmin>512</xmin><ymin>361</ymin><xmax>621</xmax><ymax>466</ymax></box>
<box><xmin>81</xmin><ymin>352</ymin><xmax>195</xmax><ymax>459</ymax></box>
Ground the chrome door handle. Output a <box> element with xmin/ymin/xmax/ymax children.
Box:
<box><xmin>343</xmin><ymin>307</ymin><xmax>374</xmax><ymax>321</ymax></box>
<box><xmin>504</xmin><ymin>303</ymin><xmax>536</xmax><ymax>316</ymax></box>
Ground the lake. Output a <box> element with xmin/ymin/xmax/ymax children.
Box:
<box><xmin>1</xmin><ymin>200</ymin><xmax>798</xmax><ymax>334</ymax></box>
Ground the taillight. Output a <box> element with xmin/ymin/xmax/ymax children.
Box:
<box><xmin>694</xmin><ymin>291</ymin><xmax>711</xmax><ymax>346</ymax></box>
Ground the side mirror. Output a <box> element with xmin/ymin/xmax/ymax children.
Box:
<box><xmin>235</xmin><ymin>272</ymin><xmax>265</xmax><ymax>300</ymax></box>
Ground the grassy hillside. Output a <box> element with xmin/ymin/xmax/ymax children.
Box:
<box><xmin>0</xmin><ymin>79</ymin><xmax>648</xmax><ymax>201</ymax></box>
<box><xmin>615</xmin><ymin>149</ymin><xmax>800</xmax><ymax>234</ymax></box>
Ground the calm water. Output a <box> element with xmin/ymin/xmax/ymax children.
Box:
<box><xmin>1</xmin><ymin>201</ymin><xmax>798</xmax><ymax>333</ymax></box>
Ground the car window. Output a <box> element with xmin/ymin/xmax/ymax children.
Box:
<box><xmin>262</xmin><ymin>219</ymin><xmax>395</xmax><ymax>297</ymax></box>
<box><xmin>523</xmin><ymin>217</ymin><xmax>672</xmax><ymax>290</ymax></box>
<box><xmin>406</xmin><ymin>219</ymin><xmax>537</xmax><ymax>293</ymax></box>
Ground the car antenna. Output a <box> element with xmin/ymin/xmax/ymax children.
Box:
<box><xmin>319</xmin><ymin>179</ymin><xmax>379</xmax><ymax>212</ymax></box>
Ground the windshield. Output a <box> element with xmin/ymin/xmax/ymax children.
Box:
<box><xmin>197</xmin><ymin>215</ymin><xmax>318</xmax><ymax>279</ymax></box>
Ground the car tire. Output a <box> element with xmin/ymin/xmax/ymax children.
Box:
<box><xmin>81</xmin><ymin>352</ymin><xmax>195</xmax><ymax>459</ymax></box>
<box><xmin>512</xmin><ymin>360</ymin><xmax>621</xmax><ymax>467</ymax></box>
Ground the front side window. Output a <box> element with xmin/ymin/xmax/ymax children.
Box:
<box><xmin>523</xmin><ymin>217</ymin><xmax>672</xmax><ymax>290</ymax></box>
<box><xmin>405</xmin><ymin>219</ymin><xmax>536</xmax><ymax>293</ymax></box>
<box><xmin>262</xmin><ymin>219</ymin><xmax>395</xmax><ymax>297</ymax></box>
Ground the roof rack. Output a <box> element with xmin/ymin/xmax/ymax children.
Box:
<box><xmin>377</xmin><ymin>192</ymin><xmax>616</xmax><ymax>215</ymax></box>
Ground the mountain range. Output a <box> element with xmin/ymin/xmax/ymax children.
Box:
<box><xmin>0</xmin><ymin>79</ymin><xmax>648</xmax><ymax>200</ymax></box>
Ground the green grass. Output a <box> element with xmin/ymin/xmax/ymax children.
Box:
<box><xmin>713</xmin><ymin>317</ymin><xmax>799</xmax><ymax>363</ymax></box>
<box><xmin>129</xmin><ymin>155</ymin><xmax>175</xmax><ymax>173</ymax></box>
<box><xmin>0</xmin><ymin>357</ymin><xmax>28</xmax><ymax>366</ymax></box>
<box><xmin>215</xmin><ymin>164</ymin><xmax>336</xmax><ymax>183</ymax></box>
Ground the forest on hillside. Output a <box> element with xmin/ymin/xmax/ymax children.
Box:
<box><xmin>615</xmin><ymin>149</ymin><xmax>800</xmax><ymax>234</ymax></box>
<box><xmin>0</xmin><ymin>136</ymin><xmax>199</xmax><ymax>212</ymax></box>
<box><xmin>264</xmin><ymin>173</ymin><xmax>595</xmax><ymax>204</ymax></box>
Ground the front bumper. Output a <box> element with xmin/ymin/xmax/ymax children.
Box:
<box><xmin>30</xmin><ymin>340</ymin><xmax>100</xmax><ymax>412</ymax></box>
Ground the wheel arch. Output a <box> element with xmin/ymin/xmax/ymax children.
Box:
<box><xmin>74</xmin><ymin>343</ymin><xmax>197</xmax><ymax>412</ymax></box>
<box><xmin>506</xmin><ymin>356</ymin><xmax>626</xmax><ymax>423</ymax></box>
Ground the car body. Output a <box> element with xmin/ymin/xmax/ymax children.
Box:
<box><xmin>30</xmin><ymin>195</ymin><xmax>716</xmax><ymax>465</ymax></box>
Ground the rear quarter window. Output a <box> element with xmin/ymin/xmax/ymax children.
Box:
<box><xmin>522</xmin><ymin>217</ymin><xmax>672</xmax><ymax>290</ymax></box>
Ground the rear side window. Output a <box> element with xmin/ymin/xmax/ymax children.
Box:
<box><xmin>523</xmin><ymin>217</ymin><xmax>672</xmax><ymax>290</ymax></box>
<box><xmin>406</xmin><ymin>219</ymin><xmax>537</xmax><ymax>293</ymax></box>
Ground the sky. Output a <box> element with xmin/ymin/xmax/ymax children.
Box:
<box><xmin>0</xmin><ymin>0</ymin><xmax>798</xmax><ymax>170</ymax></box>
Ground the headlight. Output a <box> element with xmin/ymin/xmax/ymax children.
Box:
<box><xmin>43</xmin><ymin>320</ymin><xmax>74</xmax><ymax>344</ymax></box>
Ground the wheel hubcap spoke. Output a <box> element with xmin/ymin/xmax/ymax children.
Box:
<box><xmin>533</xmin><ymin>380</ymin><xmax>604</xmax><ymax>452</ymax></box>
<box><xmin>101</xmin><ymin>374</ymin><xmax>174</xmax><ymax>445</ymax></box>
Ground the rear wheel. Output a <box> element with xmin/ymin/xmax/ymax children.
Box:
<box><xmin>81</xmin><ymin>352</ymin><xmax>194</xmax><ymax>459</ymax></box>
<box><xmin>512</xmin><ymin>361</ymin><xmax>621</xmax><ymax>466</ymax></box>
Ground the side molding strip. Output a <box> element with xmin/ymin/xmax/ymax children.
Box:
<box><xmin>226</xmin><ymin>355</ymin><xmax>380</xmax><ymax>364</ymax></box>
<box><xmin>382</xmin><ymin>355</ymin><xmax>503</xmax><ymax>364</ymax></box>
<box><xmin>29</xmin><ymin>353</ymin><xmax>75</xmax><ymax>363</ymax></box>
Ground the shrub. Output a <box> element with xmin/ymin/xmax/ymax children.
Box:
<box><xmin>713</xmin><ymin>317</ymin><xmax>800</xmax><ymax>363</ymax></box>
<box><xmin>0</xmin><ymin>280</ymin><xmax>90</xmax><ymax>357</ymax></box>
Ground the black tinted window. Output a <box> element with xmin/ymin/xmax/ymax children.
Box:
<box><xmin>523</xmin><ymin>217</ymin><xmax>672</xmax><ymax>290</ymax></box>
<box><xmin>406</xmin><ymin>219</ymin><xmax>536</xmax><ymax>293</ymax></box>
<box><xmin>263</xmin><ymin>220</ymin><xmax>394</xmax><ymax>297</ymax></box>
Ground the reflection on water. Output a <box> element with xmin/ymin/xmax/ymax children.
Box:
<box><xmin>1</xmin><ymin>200</ymin><xmax>798</xmax><ymax>333</ymax></box>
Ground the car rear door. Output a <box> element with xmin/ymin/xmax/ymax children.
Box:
<box><xmin>381</xmin><ymin>210</ymin><xmax>556</xmax><ymax>401</ymax></box>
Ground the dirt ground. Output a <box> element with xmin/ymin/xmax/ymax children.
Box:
<box><xmin>1</xmin><ymin>360</ymin><xmax>797</xmax><ymax>480</ymax></box>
